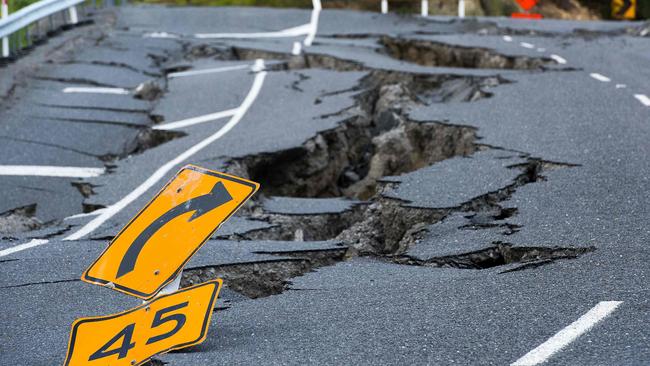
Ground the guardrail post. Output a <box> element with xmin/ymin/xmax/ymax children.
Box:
<box><xmin>458</xmin><ymin>0</ymin><xmax>465</xmax><ymax>18</ymax></box>
<box><xmin>68</xmin><ymin>6</ymin><xmax>79</xmax><ymax>25</ymax></box>
<box><xmin>1</xmin><ymin>0</ymin><xmax>9</xmax><ymax>58</ymax></box>
<box><xmin>421</xmin><ymin>0</ymin><xmax>428</xmax><ymax>16</ymax></box>
<box><xmin>381</xmin><ymin>0</ymin><xmax>388</xmax><ymax>14</ymax></box>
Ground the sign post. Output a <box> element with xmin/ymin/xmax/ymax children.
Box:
<box><xmin>1</xmin><ymin>0</ymin><xmax>9</xmax><ymax>58</ymax></box>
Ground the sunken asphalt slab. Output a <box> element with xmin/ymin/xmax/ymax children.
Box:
<box><xmin>0</xmin><ymin>4</ymin><xmax>649</xmax><ymax>366</ymax></box>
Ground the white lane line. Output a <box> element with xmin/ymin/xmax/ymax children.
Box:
<box><xmin>381</xmin><ymin>0</ymin><xmax>388</xmax><ymax>14</ymax></box>
<box><xmin>615</xmin><ymin>84</ymin><xmax>627</xmax><ymax>89</ymax></box>
<box><xmin>168</xmin><ymin>64</ymin><xmax>252</xmax><ymax>79</ymax></box>
<box><xmin>511</xmin><ymin>301</ymin><xmax>623</xmax><ymax>366</ymax></box>
<box><xmin>503</xmin><ymin>35</ymin><xmax>513</xmax><ymax>42</ymax></box>
<box><xmin>144</xmin><ymin>32</ymin><xmax>180</xmax><ymax>39</ymax></box>
<box><xmin>0</xmin><ymin>239</ymin><xmax>49</xmax><ymax>258</ymax></box>
<box><xmin>536</xmin><ymin>48</ymin><xmax>546</xmax><ymax>52</ymax></box>
<box><xmin>195</xmin><ymin>23</ymin><xmax>310</xmax><ymax>39</ymax></box>
<box><xmin>63</xmin><ymin>60</ymin><xmax>268</xmax><ymax>242</ymax></box>
<box><xmin>520</xmin><ymin>42</ymin><xmax>535</xmax><ymax>49</ymax></box>
<box><xmin>590</xmin><ymin>73</ymin><xmax>611</xmax><ymax>82</ymax></box>
<box><xmin>303</xmin><ymin>0</ymin><xmax>321</xmax><ymax>46</ymax></box>
<box><xmin>63</xmin><ymin>87</ymin><xmax>130</xmax><ymax>95</ymax></box>
<box><xmin>292</xmin><ymin>41</ymin><xmax>302</xmax><ymax>55</ymax></box>
<box><xmin>550</xmin><ymin>54</ymin><xmax>567</xmax><ymax>64</ymax></box>
<box><xmin>64</xmin><ymin>208</ymin><xmax>107</xmax><ymax>221</ymax></box>
<box><xmin>0</xmin><ymin>165</ymin><xmax>105</xmax><ymax>178</ymax></box>
<box><xmin>153</xmin><ymin>108</ymin><xmax>239</xmax><ymax>131</ymax></box>
<box><xmin>634</xmin><ymin>94</ymin><xmax>650</xmax><ymax>107</ymax></box>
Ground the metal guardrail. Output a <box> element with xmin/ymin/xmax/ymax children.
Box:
<box><xmin>0</xmin><ymin>0</ymin><xmax>127</xmax><ymax>60</ymax></box>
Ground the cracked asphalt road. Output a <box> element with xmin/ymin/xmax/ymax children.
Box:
<box><xmin>1</xmin><ymin>4</ymin><xmax>649</xmax><ymax>366</ymax></box>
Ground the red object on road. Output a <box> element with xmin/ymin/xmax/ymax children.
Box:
<box><xmin>511</xmin><ymin>12</ymin><xmax>543</xmax><ymax>19</ymax></box>
<box><xmin>515</xmin><ymin>0</ymin><xmax>537</xmax><ymax>11</ymax></box>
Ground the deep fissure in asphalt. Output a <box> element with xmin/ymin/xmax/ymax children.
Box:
<box><xmin>170</xmin><ymin>44</ymin><xmax>594</xmax><ymax>298</ymax></box>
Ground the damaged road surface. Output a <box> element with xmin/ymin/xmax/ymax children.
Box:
<box><xmin>1</xmin><ymin>4</ymin><xmax>650</xmax><ymax>366</ymax></box>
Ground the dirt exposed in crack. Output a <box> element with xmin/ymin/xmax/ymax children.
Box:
<box><xmin>0</xmin><ymin>204</ymin><xmax>43</xmax><ymax>234</ymax></box>
<box><xmin>390</xmin><ymin>242</ymin><xmax>595</xmax><ymax>271</ymax></box>
<box><xmin>380</xmin><ymin>36</ymin><xmax>553</xmax><ymax>69</ymax></box>
<box><xmin>181</xmin><ymin>249</ymin><xmax>347</xmax><ymax>298</ymax></box>
<box><xmin>226</xmin><ymin>70</ymin><xmax>491</xmax><ymax>200</ymax></box>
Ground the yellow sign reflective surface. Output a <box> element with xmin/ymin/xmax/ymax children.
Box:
<box><xmin>82</xmin><ymin>165</ymin><xmax>258</xmax><ymax>299</ymax></box>
<box><xmin>64</xmin><ymin>280</ymin><xmax>222</xmax><ymax>366</ymax></box>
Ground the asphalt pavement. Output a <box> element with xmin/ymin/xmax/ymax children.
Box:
<box><xmin>0</xmin><ymin>4</ymin><xmax>648</xmax><ymax>365</ymax></box>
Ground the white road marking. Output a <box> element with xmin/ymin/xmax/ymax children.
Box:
<box><xmin>167</xmin><ymin>64</ymin><xmax>252</xmax><ymax>79</ymax></box>
<box><xmin>153</xmin><ymin>108</ymin><xmax>239</xmax><ymax>131</ymax></box>
<box><xmin>0</xmin><ymin>165</ymin><xmax>105</xmax><ymax>178</ymax></box>
<box><xmin>511</xmin><ymin>301</ymin><xmax>623</xmax><ymax>366</ymax></box>
<box><xmin>590</xmin><ymin>73</ymin><xmax>611</xmax><ymax>82</ymax></box>
<box><xmin>251</xmin><ymin>59</ymin><xmax>265</xmax><ymax>72</ymax></box>
<box><xmin>0</xmin><ymin>239</ymin><xmax>49</xmax><ymax>258</ymax></box>
<box><xmin>64</xmin><ymin>208</ymin><xmax>107</xmax><ymax>221</ymax></box>
<box><xmin>503</xmin><ymin>35</ymin><xmax>513</xmax><ymax>42</ymax></box>
<box><xmin>520</xmin><ymin>42</ymin><xmax>535</xmax><ymax>49</ymax></box>
<box><xmin>62</xmin><ymin>60</ymin><xmax>268</xmax><ymax>242</ymax></box>
<box><xmin>303</xmin><ymin>0</ymin><xmax>321</xmax><ymax>47</ymax></box>
<box><xmin>615</xmin><ymin>84</ymin><xmax>627</xmax><ymax>89</ymax></box>
<box><xmin>536</xmin><ymin>48</ymin><xmax>545</xmax><ymax>52</ymax></box>
<box><xmin>292</xmin><ymin>41</ymin><xmax>302</xmax><ymax>55</ymax></box>
<box><xmin>195</xmin><ymin>23</ymin><xmax>311</xmax><ymax>39</ymax></box>
<box><xmin>634</xmin><ymin>94</ymin><xmax>650</xmax><ymax>107</ymax></box>
<box><xmin>63</xmin><ymin>87</ymin><xmax>130</xmax><ymax>95</ymax></box>
<box><xmin>144</xmin><ymin>31</ymin><xmax>180</xmax><ymax>39</ymax></box>
<box><xmin>550</xmin><ymin>54</ymin><xmax>567</xmax><ymax>64</ymax></box>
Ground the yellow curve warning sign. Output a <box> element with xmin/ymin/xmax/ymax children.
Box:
<box><xmin>82</xmin><ymin>165</ymin><xmax>259</xmax><ymax>299</ymax></box>
<box><xmin>612</xmin><ymin>0</ymin><xmax>636</xmax><ymax>19</ymax></box>
<box><xmin>64</xmin><ymin>280</ymin><xmax>222</xmax><ymax>366</ymax></box>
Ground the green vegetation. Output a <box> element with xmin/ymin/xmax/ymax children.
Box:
<box><xmin>7</xmin><ymin>0</ymin><xmax>41</xmax><ymax>13</ymax></box>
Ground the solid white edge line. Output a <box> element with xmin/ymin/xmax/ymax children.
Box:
<box><xmin>634</xmin><ymin>94</ymin><xmax>650</xmax><ymax>107</ymax></box>
<box><xmin>63</xmin><ymin>60</ymin><xmax>268</xmax><ymax>241</ymax></box>
<box><xmin>64</xmin><ymin>208</ymin><xmax>107</xmax><ymax>221</ymax></box>
<box><xmin>153</xmin><ymin>108</ymin><xmax>239</xmax><ymax>131</ymax></box>
<box><xmin>303</xmin><ymin>0</ymin><xmax>322</xmax><ymax>47</ymax></box>
<box><xmin>511</xmin><ymin>301</ymin><xmax>623</xmax><ymax>366</ymax></box>
<box><xmin>0</xmin><ymin>165</ymin><xmax>105</xmax><ymax>178</ymax></box>
<box><xmin>0</xmin><ymin>239</ymin><xmax>49</xmax><ymax>258</ymax></box>
<box><xmin>195</xmin><ymin>23</ymin><xmax>311</xmax><ymax>39</ymax></box>
<box><xmin>168</xmin><ymin>64</ymin><xmax>252</xmax><ymax>79</ymax></box>
<box><xmin>590</xmin><ymin>73</ymin><xmax>611</xmax><ymax>82</ymax></box>
<box><xmin>63</xmin><ymin>87</ymin><xmax>130</xmax><ymax>95</ymax></box>
<box><xmin>550</xmin><ymin>54</ymin><xmax>567</xmax><ymax>64</ymax></box>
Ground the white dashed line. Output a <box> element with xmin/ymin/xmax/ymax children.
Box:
<box><xmin>0</xmin><ymin>239</ymin><xmax>49</xmax><ymax>258</ymax></box>
<box><xmin>195</xmin><ymin>23</ymin><xmax>311</xmax><ymax>39</ymax></box>
<box><xmin>502</xmin><ymin>35</ymin><xmax>513</xmax><ymax>42</ymax></box>
<box><xmin>153</xmin><ymin>108</ymin><xmax>239</xmax><ymax>131</ymax></box>
<box><xmin>292</xmin><ymin>41</ymin><xmax>302</xmax><ymax>55</ymax></box>
<box><xmin>520</xmin><ymin>42</ymin><xmax>535</xmax><ymax>49</ymax></box>
<box><xmin>144</xmin><ymin>32</ymin><xmax>180</xmax><ymax>39</ymax></box>
<box><xmin>550</xmin><ymin>54</ymin><xmax>567</xmax><ymax>64</ymax></box>
<box><xmin>167</xmin><ymin>64</ymin><xmax>252</xmax><ymax>79</ymax></box>
<box><xmin>0</xmin><ymin>165</ymin><xmax>105</xmax><ymax>178</ymax></box>
<box><xmin>511</xmin><ymin>301</ymin><xmax>623</xmax><ymax>366</ymax></box>
<box><xmin>590</xmin><ymin>73</ymin><xmax>611</xmax><ymax>82</ymax></box>
<box><xmin>62</xmin><ymin>60</ymin><xmax>268</xmax><ymax>242</ymax></box>
<box><xmin>634</xmin><ymin>94</ymin><xmax>650</xmax><ymax>107</ymax></box>
<box><xmin>63</xmin><ymin>87</ymin><xmax>130</xmax><ymax>95</ymax></box>
<box><xmin>536</xmin><ymin>48</ymin><xmax>545</xmax><ymax>52</ymax></box>
<box><xmin>615</xmin><ymin>84</ymin><xmax>627</xmax><ymax>89</ymax></box>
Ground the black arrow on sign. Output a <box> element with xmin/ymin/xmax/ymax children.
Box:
<box><xmin>616</xmin><ymin>0</ymin><xmax>632</xmax><ymax>17</ymax></box>
<box><xmin>116</xmin><ymin>181</ymin><xmax>233</xmax><ymax>278</ymax></box>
